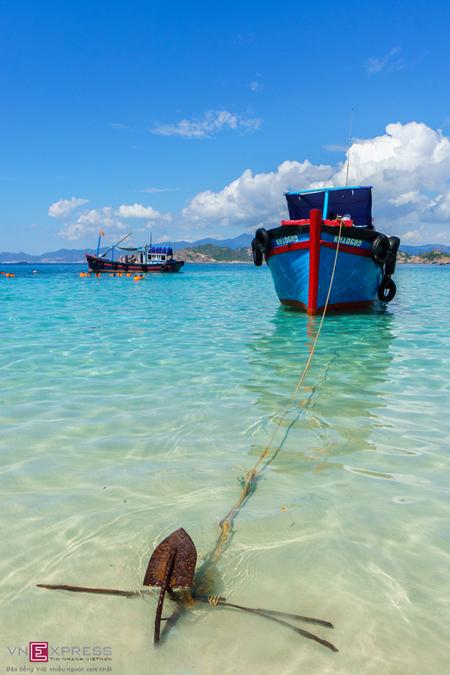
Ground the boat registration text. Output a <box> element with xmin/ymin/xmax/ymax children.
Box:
<box><xmin>333</xmin><ymin>236</ymin><xmax>362</xmax><ymax>247</ymax></box>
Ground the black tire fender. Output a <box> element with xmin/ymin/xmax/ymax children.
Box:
<box><xmin>385</xmin><ymin>236</ymin><xmax>401</xmax><ymax>275</ymax></box>
<box><xmin>378</xmin><ymin>276</ymin><xmax>396</xmax><ymax>302</ymax></box>
<box><xmin>371</xmin><ymin>234</ymin><xmax>390</xmax><ymax>265</ymax></box>
<box><xmin>255</xmin><ymin>228</ymin><xmax>271</xmax><ymax>256</ymax></box>
<box><xmin>252</xmin><ymin>238</ymin><xmax>263</xmax><ymax>266</ymax></box>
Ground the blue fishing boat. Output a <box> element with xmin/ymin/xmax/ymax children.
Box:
<box><xmin>252</xmin><ymin>186</ymin><xmax>400</xmax><ymax>314</ymax></box>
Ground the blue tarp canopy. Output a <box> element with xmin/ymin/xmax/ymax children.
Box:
<box><xmin>150</xmin><ymin>246</ymin><xmax>172</xmax><ymax>253</ymax></box>
<box><xmin>285</xmin><ymin>186</ymin><xmax>373</xmax><ymax>227</ymax></box>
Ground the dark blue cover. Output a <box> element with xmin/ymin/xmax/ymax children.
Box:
<box><xmin>285</xmin><ymin>187</ymin><xmax>373</xmax><ymax>227</ymax></box>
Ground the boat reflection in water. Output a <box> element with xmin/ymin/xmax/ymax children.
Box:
<box><xmin>244</xmin><ymin>306</ymin><xmax>395</xmax><ymax>475</ymax></box>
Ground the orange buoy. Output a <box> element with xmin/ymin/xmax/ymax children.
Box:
<box><xmin>134</xmin><ymin>275</ymin><xmax>144</xmax><ymax>281</ymax></box>
<box><xmin>117</xmin><ymin>272</ymin><xmax>123</xmax><ymax>277</ymax></box>
<box><xmin>126</xmin><ymin>272</ymin><xmax>132</xmax><ymax>277</ymax></box>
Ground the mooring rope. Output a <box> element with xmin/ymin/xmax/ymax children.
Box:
<box><xmin>209</xmin><ymin>220</ymin><xmax>344</xmax><ymax>564</ymax></box>
<box><xmin>36</xmin><ymin>222</ymin><xmax>344</xmax><ymax>655</ymax></box>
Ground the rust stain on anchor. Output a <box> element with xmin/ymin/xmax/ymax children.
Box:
<box><xmin>142</xmin><ymin>528</ymin><xmax>197</xmax><ymax>644</ymax></box>
<box><xmin>143</xmin><ymin>528</ymin><xmax>197</xmax><ymax>589</ymax></box>
<box><xmin>37</xmin><ymin>527</ymin><xmax>338</xmax><ymax>653</ymax></box>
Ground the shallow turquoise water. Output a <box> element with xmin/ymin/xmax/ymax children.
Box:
<box><xmin>1</xmin><ymin>263</ymin><xmax>449</xmax><ymax>674</ymax></box>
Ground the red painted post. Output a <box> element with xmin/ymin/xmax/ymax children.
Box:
<box><xmin>308</xmin><ymin>208</ymin><xmax>322</xmax><ymax>315</ymax></box>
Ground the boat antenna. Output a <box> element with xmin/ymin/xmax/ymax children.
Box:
<box><xmin>344</xmin><ymin>109</ymin><xmax>354</xmax><ymax>187</ymax></box>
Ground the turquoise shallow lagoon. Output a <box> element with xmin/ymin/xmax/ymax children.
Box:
<box><xmin>1</xmin><ymin>263</ymin><xmax>449</xmax><ymax>674</ymax></box>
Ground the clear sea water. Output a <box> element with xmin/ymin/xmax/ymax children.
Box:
<box><xmin>1</xmin><ymin>263</ymin><xmax>449</xmax><ymax>675</ymax></box>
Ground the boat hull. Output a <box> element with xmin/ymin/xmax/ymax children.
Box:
<box><xmin>265</xmin><ymin>218</ymin><xmax>386</xmax><ymax>314</ymax></box>
<box><xmin>86</xmin><ymin>254</ymin><xmax>184</xmax><ymax>274</ymax></box>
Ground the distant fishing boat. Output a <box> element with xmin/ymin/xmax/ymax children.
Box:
<box><xmin>86</xmin><ymin>231</ymin><xmax>184</xmax><ymax>274</ymax></box>
<box><xmin>251</xmin><ymin>186</ymin><xmax>400</xmax><ymax>314</ymax></box>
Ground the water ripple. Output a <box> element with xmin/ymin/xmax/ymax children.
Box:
<box><xmin>1</xmin><ymin>264</ymin><xmax>450</xmax><ymax>674</ymax></box>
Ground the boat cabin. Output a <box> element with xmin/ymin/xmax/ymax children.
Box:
<box><xmin>118</xmin><ymin>245</ymin><xmax>174</xmax><ymax>265</ymax></box>
<box><xmin>284</xmin><ymin>186</ymin><xmax>374</xmax><ymax>229</ymax></box>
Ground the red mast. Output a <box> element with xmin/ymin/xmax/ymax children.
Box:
<box><xmin>307</xmin><ymin>209</ymin><xmax>322</xmax><ymax>315</ymax></box>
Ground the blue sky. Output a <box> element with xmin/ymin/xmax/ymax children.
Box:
<box><xmin>1</xmin><ymin>0</ymin><xmax>450</xmax><ymax>252</ymax></box>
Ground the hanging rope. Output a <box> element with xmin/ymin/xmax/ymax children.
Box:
<box><xmin>36</xmin><ymin>220</ymin><xmax>344</xmax><ymax>655</ymax></box>
<box><xmin>209</xmin><ymin>219</ymin><xmax>344</xmax><ymax>564</ymax></box>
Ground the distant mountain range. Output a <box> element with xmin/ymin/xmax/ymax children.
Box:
<box><xmin>1</xmin><ymin>235</ymin><xmax>449</xmax><ymax>263</ymax></box>
<box><xmin>0</xmin><ymin>234</ymin><xmax>254</xmax><ymax>263</ymax></box>
<box><xmin>400</xmin><ymin>244</ymin><xmax>450</xmax><ymax>255</ymax></box>
<box><xmin>0</xmin><ymin>247</ymin><xmax>106</xmax><ymax>263</ymax></box>
<box><xmin>171</xmin><ymin>233</ymin><xmax>253</xmax><ymax>251</ymax></box>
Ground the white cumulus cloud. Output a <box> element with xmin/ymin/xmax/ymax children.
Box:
<box><xmin>48</xmin><ymin>197</ymin><xmax>88</xmax><ymax>219</ymax></box>
<box><xmin>182</xmin><ymin>122</ymin><xmax>450</xmax><ymax>242</ymax></box>
<box><xmin>52</xmin><ymin>122</ymin><xmax>450</xmax><ymax>245</ymax></box>
<box><xmin>152</xmin><ymin>110</ymin><xmax>262</xmax><ymax>138</ymax></box>
<box><xmin>116</xmin><ymin>203</ymin><xmax>163</xmax><ymax>219</ymax></box>
<box><xmin>182</xmin><ymin>160</ymin><xmax>332</xmax><ymax>228</ymax></box>
<box><xmin>58</xmin><ymin>207</ymin><xmax>126</xmax><ymax>240</ymax></box>
<box><xmin>53</xmin><ymin>202</ymin><xmax>170</xmax><ymax>240</ymax></box>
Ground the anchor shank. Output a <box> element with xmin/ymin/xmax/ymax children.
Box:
<box><xmin>154</xmin><ymin>547</ymin><xmax>176</xmax><ymax>644</ymax></box>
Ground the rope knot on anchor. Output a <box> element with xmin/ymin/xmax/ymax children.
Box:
<box><xmin>207</xmin><ymin>595</ymin><xmax>220</xmax><ymax>606</ymax></box>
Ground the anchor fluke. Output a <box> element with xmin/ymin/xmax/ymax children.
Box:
<box><xmin>143</xmin><ymin>528</ymin><xmax>197</xmax><ymax>644</ymax></box>
<box><xmin>143</xmin><ymin>528</ymin><xmax>197</xmax><ymax>588</ymax></box>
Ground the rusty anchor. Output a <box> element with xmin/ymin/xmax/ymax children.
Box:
<box><xmin>142</xmin><ymin>528</ymin><xmax>197</xmax><ymax>643</ymax></box>
<box><xmin>38</xmin><ymin>527</ymin><xmax>338</xmax><ymax>652</ymax></box>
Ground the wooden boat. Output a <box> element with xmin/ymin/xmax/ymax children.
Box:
<box><xmin>251</xmin><ymin>186</ymin><xmax>400</xmax><ymax>314</ymax></box>
<box><xmin>86</xmin><ymin>232</ymin><xmax>184</xmax><ymax>274</ymax></box>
